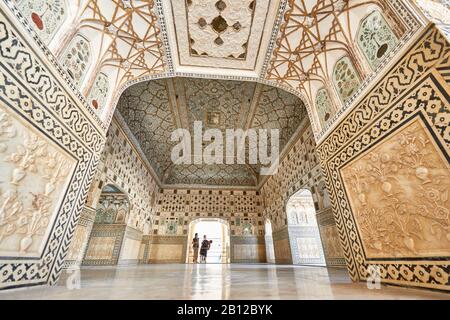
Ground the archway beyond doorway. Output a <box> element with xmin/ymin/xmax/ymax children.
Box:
<box><xmin>186</xmin><ymin>218</ymin><xmax>230</xmax><ymax>264</ymax></box>
<box><xmin>286</xmin><ymin>189</ymin><xmax>326</xmax><ymax>266</ymax></box>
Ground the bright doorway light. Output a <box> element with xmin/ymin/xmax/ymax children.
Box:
<box><xmin>186</xmin><ymin>219</ymin><xmax>230</xmax><ymax>264</ymax></box>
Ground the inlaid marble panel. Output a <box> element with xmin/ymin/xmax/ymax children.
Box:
<box><xmin>17</xmin><ymin>0</ymin><xmax>67</xmax><ymax>44</ymax></box>
<box><xmin>84</xmin><ymin>236</ymin><xmax>116</xmax><ymax>261</ymax></box>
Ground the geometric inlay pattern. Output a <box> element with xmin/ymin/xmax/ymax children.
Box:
<box><xmin>117</xmin><ymin>77</ymin><xmax>306</xmax><ymax>187</ymax></box>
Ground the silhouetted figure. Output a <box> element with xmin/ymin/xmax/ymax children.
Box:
<box><xmin>192</xmin><ymin>233</ymin><xmax>199</xmax><ymax>263</ymax></box>
<box><xmin>200</xmin><ymin>235</ymin><xmax>212</xmax><ymax>263</ymax></box>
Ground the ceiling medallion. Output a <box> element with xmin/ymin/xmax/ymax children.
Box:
<box><xmin>206</xmin><ymin>111</ymin><xmax>221</xmax><ymax>126</ymax></box>
<box><xmin>187</xmin><ymin>0</ymin><xmax>255</xmax><ymax>59</ymax></box>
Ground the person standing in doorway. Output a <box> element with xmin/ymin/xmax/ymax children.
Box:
<box><xmin>200</xmin><ymin>235</ymin><xmax>212</xmax><ymax>263</ymax></box>
<box><xmin>192</xmin><ymin>233</ymin><xmax>199</xmax><ymax>263</ymax></box>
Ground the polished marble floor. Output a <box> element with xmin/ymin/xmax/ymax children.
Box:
<box><xmin>0</xmin><ymin>264</ymin><xmax>448</xmax><ymax>300</ymax></box>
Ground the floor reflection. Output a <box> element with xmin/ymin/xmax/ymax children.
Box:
<box><xmin>0</xmin><ymin>264</ymin><xmax>448</xmax><ymax>300</ymax></box>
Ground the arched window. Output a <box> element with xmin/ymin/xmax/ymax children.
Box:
<box><xmin>18</xmin><ymin>0</ymin><xmax>67</xmax><ymax>45</ymax></box>
<box><xmin>60</xmin><ymin>34</ymin><xmax>91</xmax><ymax>87</ymax></box>
<box><xmin>87</xmin><ymin>72</ymin><xmax>110</xmax><ymax>113</ymax></box>
<box><xmin>286</xmin><ymin>189</ymin><xmax>326</xmax><ymax>266</ymax></box>
<box><xmin>315</xmin><ymin>88</ymin><xmax>334</xmax><ymax>129</ymax></box>
<box><xmin>357</xmin><ymin>10</ymin><xmax>398</xmax><ymax>69</ymax></box>
<box><xmin>332</xmin><ymin>56</ymin><xmax>361</xmax><ymax>104</ymax></box>
<box><xmin>94</xmin><ymin>184</ymin><xmax>129</xmax><ymax>224</ymax></box>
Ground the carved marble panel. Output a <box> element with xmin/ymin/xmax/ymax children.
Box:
<box><xmin>316</xmin><ymin>26</ymin><xmax>450</xmax><ymax>290</ymax></box>
<box><xmin>0</xmin><ymin>2</ymin><xmax>104</xmax><ymax>290</ymax></box>
<box><xmin>0</xmin><ymin>105</ymin><xmax>75</xmax><ymax>257</ymax></box>
<box><xmin>341</xmin><ymin>118</ymin><xmax>450</xmax><ymax>259</ymax></box>
<box><xmin>295</xmin><ymin>237</ymin><xmax>322</xmax><ymax>259</ymax></box>
<box><xmin>148</xmin><ymin>244</ymin><xmax>184</xmax><ymax>262</ymax></box>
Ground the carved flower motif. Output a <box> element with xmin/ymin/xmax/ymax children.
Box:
<box><xmin>387</xmin><ymin>265</ymin><xmax>400</xmax><ymax>279</ymax></box>
<box><xmin>370</xmin><ymin>153</ymin><xmax>379</xmax><ymax>163</ymax></box>
<box><xmin>17</xmin><ymin>216</ymin><xmax>28</xmax><ymax>227</ymax></box>
<box><xmin>405</xmin><ymin>142</ymin><xmax>419</xmax><ymax>156</ymax></box>
<box><xmin>425</xmin><ymin>188</ymin><xmax>440</xmax><ymax>202</ymax></box>
<box><xmin>430</xmin><ymin>266</ymin><xmax>449</xmax><ymax>285</ymax></box>
<box><xmin>434</xmin><ymin>206</ymin><xmax>449</xmax><ymax>220</ymax></box>
<box><xmin>417</xmin><ymin>86</ymin><xmax>432</xmax><ymax>101</ymax></box>
<box><xmin>399</xmin><ymin>265</ymin><xmax>414</xmax><ymax>281</ymax></box>
<box><xmin>413</xmin><ymin>265</ymin><xmax>430</xmax><ymax>282</ymax></box>
<box><xmin>380</xmin><ymin>153</ymin><xmax>390</xmax><ymax>163</ymax></box>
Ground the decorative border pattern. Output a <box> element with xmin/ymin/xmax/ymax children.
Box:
<box><xmin>2</xmin><ymin>0</ymin><xmax>107</xmax><ymax>132</ymax></box>
<box><xmin>63</xmin><ymin>206</ymin><xmax>96</xmax><ymax>269</ymax></box>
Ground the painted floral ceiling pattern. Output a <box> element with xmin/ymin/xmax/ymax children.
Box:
<box><xmin>116</xmin><ymin>77</ymin><xmax>306</xmax><ymax>187</ymax></box>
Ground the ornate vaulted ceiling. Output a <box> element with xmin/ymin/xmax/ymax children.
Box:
<box><xmin>116</xmin><ymin>77</ymin><xmax>306</xmax><ymax>187</ymax></box>
<box><xmin>15</xmin><ymin>0</ymin><xmax>426</xmax><ymax>140</ymax></box>
<box><xmin>13</xmin><ymin>0</ymin><xmax>432</xmax><ymax>187</ymax></box>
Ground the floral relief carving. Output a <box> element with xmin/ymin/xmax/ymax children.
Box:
<box><xmin>342</xmin><ymin>119</ymin><xmax>450</xmax><ymax>258</ymax></box>
<box><xmin>0</xmin><ymin>105</ymin><xmax>74</xmax><ymax>257</ymax></box>
<box><xmin>321</xmin><ymin>225</ymin><xmax>344</xmax><ymax>258</ymax></box>
<box><xmin>0</xmin><ymin>110</ymin><xmax>16</xmax><ymax>153</ymax></box>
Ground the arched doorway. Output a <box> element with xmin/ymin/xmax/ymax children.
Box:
<box><xmin>265</xmin><ymin>219</ymin><xmax>276</xmax><ymax>263</ymax></box>
<box><xmin>186</xmin><ymin>218</ymin><xmax>230</xmax><ymax>264</ymax></box>
<box><xmin>83</xmin><ymin>184</ymin><xmax>130</xmax><ymax>265</ymax></box>
<box><xmin>286</xmin><ymin>189</ymin><xmax>326</xmax><ymax>266</ymax></box>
